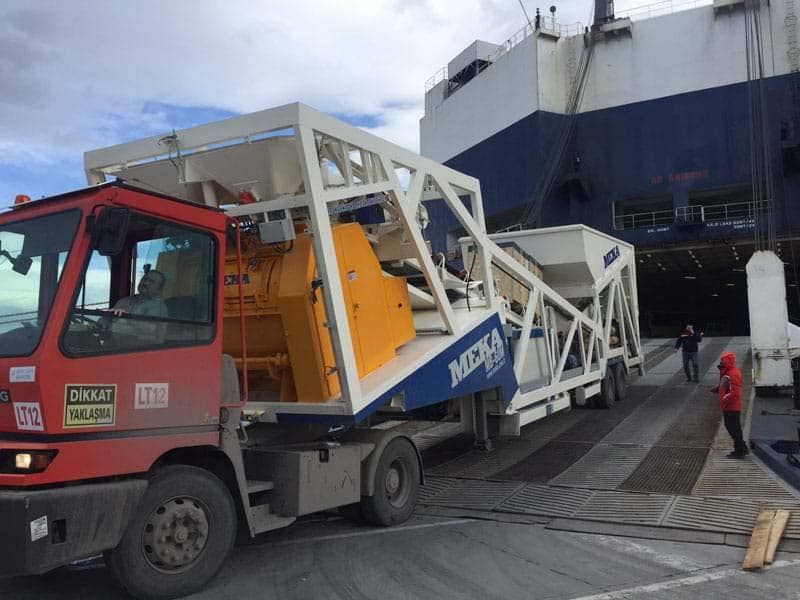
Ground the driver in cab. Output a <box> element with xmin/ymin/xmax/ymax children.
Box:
<box><xmin>107</xmin><ymin>269</ymin><xmax>168</xmax><ymax>344</ymax></box>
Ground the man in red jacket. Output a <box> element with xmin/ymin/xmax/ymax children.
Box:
<box><xmin>712</xmin><ymin>351</ymin><xmax>748</xmax><ymax>459</ymax></box>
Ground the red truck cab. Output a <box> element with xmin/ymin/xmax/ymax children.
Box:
<box><xmin>0</xmin><ymin>182</ymin><xmax>233</xmax><ymax>581</ymax></box>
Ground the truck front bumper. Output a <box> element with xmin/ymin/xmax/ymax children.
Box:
<box><xmin>0</xmin><ymin>479</ymin><xmax>147</xmax><ymax>577</ymax></box>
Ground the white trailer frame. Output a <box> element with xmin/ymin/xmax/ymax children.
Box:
<box><xmin>84</xmin><ymin>102</ymin><xmax>642</xmax><ymax>434</ymax></box>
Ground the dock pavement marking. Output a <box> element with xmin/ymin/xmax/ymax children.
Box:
<box><xmin>566</xmin><ymin>558</ymin><xmax>800</xmax><ymax>600</ymax></box>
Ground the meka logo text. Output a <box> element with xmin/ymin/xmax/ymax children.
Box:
<box><xmin>448</xmin><ymin>328</ymin><xmax>506</xmax><ymax>388</ymax></box>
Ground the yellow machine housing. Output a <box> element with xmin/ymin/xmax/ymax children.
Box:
<box><xmin>223</xmin><ymin>223</ymin><xmax>415</xmax><ymax>403</ymax></box>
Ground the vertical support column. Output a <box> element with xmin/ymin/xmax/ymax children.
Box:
<box><xmin>295</xmin><ymin>126</ymin><xmax>362</xmax><ymax>411</ymax></box>
<box><xmin>459</xmin><ymin>395</ymin><xmax>474</xmax><ymax>434</ymax></box>
<box><xmin>473</xmin><ymin>391</ymin><xmax>493</xmax><ymax>451</ymax></box>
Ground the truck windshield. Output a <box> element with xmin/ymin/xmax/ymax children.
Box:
<box><xmin>0</xmin><ymin>210</ymin><xmax>81</xmax><ymax>357</ymax></box>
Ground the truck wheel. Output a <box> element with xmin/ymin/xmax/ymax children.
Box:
<box><xmin>360</xmin><ymin>438</ymin><xmax>420</xmax><ymax>527</ymax></box>
<box><xmin>596</xmin><ymin>368</ymin><xmax>616</xmax><ymax>409</ymax></box>
<box><xmin>612</xmin><ymin>363</ymin><xmax>627</xmax><ymax>401</ymax></box>
<box><xmin>107</xmin><ymin>465</ymin><xmax>237</xmax><ymax>600</ymax></box>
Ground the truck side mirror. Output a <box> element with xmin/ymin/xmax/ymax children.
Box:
<box><xmin>11</xmin><ymin>255</ymin><xmax>32</xmax><ymax>275</ymax></box>
<box><xmin>0</xmin><ymin>242</ymin><xmax>32</xmax><ymax>275</ymax></box>
<box><xmin>93</xmin><ymin>206</ymin><xmax>130</xmax><ymax>256</ymax></box>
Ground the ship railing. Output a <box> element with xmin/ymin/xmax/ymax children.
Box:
<box><xmin>615</xmin><ymin>200</ymin><xmax>771</xmax><ymax>230</ymax></box>
<box><xmin>674</xmin><ymin>205</ymin><xmax>704</xmax><ymax>223</ymax></box>
<box><xmin>614</xmin><ymin>208</ymin><xmax>675</xmax><ymax>230</ymax></box>
<box><xmin>425</xmin><ymin>66</ymin><xmax>448</xmax><ymax>92</ymax></box>
<box><xmin>615</xmin><ymin>0</ymin><xmax>712</xmax><ymax>22</ymax></box>
<box><xmin>697</xmin><ymin>200</ymin><xmax>772</xmax><ymax>222</ymax></box>
<box><xmin>424</xmin><ymin>20</ymin><xmax>585</xmax><ymax>93</ymax></box>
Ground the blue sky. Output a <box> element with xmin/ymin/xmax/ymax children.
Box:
<box><xmin>0</xmin><ymin>0</ymin><xmax>709</xmax><ymax>207</ymax></box>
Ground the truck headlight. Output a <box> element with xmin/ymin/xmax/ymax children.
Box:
<box><xmin>15</xmin><ymin>453</ymin><xmax>32</xmax><ymax>470</ymax></box>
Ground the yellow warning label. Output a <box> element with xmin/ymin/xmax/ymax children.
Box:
<box><xmin>63</xmin><ymin>384</ymin><xmax>116</xmax><ymax>428</ymax></box>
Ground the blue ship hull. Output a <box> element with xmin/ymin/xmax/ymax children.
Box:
<box><xmin>429</xmin><ymin>73</ymin><xmax>798</xmax><ymax>249</ymax></box>
<box><xmin>421</xmin><ymin>73</ymin><xmax>800</xmax><ymax>335</ymax></box>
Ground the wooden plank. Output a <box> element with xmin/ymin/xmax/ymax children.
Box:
<box><xmin>764</xmin><ymin>510</ymin><xmax>791</xmax><ymax>565</ymax></box>
<box><xmin>742</xmin><ymin>509</ymin><xmax>776</xmax><ymax>571</ymax></box>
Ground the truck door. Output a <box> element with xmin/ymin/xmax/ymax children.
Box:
<box><xmin>60</xmin><ymin>211</ymin><xmax>221</xmax><ymax>431</ymax></box>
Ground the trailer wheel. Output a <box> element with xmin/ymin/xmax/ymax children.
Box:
<box><xmin>596</xmin><ymin>368</ymin><xmax>617</xmax><ymax>409</ymax></box>
<box><xmin>612</xmin><ymin>363</ymin><xmax>627</xmax><ymax>402</ymax></box>
<box><xmin>360</xmin><ymin>438</ymin><xmax>420</xmax><ymax>527</ymax></box>
<box><xmin>107</xmin><ymin>465</ymin><xmax>237</xmax><ymax>600</ymax></box>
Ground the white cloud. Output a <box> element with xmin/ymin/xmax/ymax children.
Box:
<box><xmin>0</xmin><ymin>0</ymin><xmax>708</xmax><ymax>183</ymax></box>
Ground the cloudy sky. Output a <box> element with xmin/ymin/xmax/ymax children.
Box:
<box><xmin>0</xmin><ymin>0</ymin><xmax>707</xmax><ymax>204</ymax></box>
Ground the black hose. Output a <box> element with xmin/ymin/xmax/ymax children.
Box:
<box><xmin>466</xmin><ymin>249</ymin><xmax>478</xmax><ymax>312</ymax></box>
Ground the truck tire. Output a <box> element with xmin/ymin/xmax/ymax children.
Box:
<box><xmin>107</xmin><ymin>465</ymin><xmax>237</xmax><ymax>600</ymax></box>
<box><xmin>360</xmin><ymin>437</ymin><xmax>420</xmax><ymax>527</ymax></box>
<box><xmin>612</xmin><ymin>363</ymin><xmax>627</xmax><ymax>402</ymax></box>
<box><xmin>596</xmin><ymin>368</ymin><xmax>616</xmax><ymax>409</ymax></box>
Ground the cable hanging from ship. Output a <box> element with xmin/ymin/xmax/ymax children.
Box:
<box><xmin>744</xmin><ymin>0</ymin><xmax>777</xmax><ymax>252</ymax></box>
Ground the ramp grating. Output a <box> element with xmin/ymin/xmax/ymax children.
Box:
<box><xmin>601</xmin><ymin>394</ymin><xmax>688</xmax><ymax>446</ymax></box>
<box><xmin>419</xmin><ymin>478</ymin><xmax>525</xmax><ymax>511</ymax></box>
<box><xmin>619</xmin><ymin>446</ymin><xmax>709</xmax><ymax>495</ymax></box>
<box><xmin>418</xmin><ymin>476</ymin><xmax>456</xmax><ymax>502</ymax></box>
<box><xmin>784</xmin><ymin>512</ymin><xmax>800</xmax><ymax>539</ymax></box>
<box><xmin>494</xmin><ymin>441</ymin><xmax>594</xmax><ymax>483</ymax></box>
<box><xmin>556</xmin><ymin>387</ymin><xmax>654</xmax><ymax>445</ymax></box>
<box><xmin>663</xmin><ymin>496</ymin><xmax>800</xmax><ymax>535</ymax></box>
<box><xmin>643</xmin><ymin>341</ymin><xmax>679</xmax><ymax>370</ymax></box>
<box><xmin>426</xmin><ymin>437</ymin><xmax>551</xmax><ymax>478</ymax></box>
<box><xmin>692</xmin><ymin>451</ymin><xmax>800</xmax><ymax>502</ymax></box>
<box><xmin>657</xmin><ymin>400</ymin><xmax>722</xmax><ymax>448</ymax></box>
<box><xmin>457</xmin><ymin>441</ymin><xmax>552</xmax><ymax>479</ymax></box>
<box><xmin>495</xmin><ymin>484</ymin><xmax>594</xmax><ymax>517</ymax></box>
<box><xmin>420</xmin><ymin>433</ymin><xmax>474</xmax><ymax>469</ymax></box>
<box><xmin>519</xmin><ymin>409</ymin><xmax>586</xmax><ymax>441</ymax></box>
<box><xmin>549</xmin><ymin>445</ymin><xmax>650</xmax><ymax>489</ymax></box>
<box><xmin>573</xmin><ymin>491</ymin><xmax>674</xmax><ymax>526</ymax></box>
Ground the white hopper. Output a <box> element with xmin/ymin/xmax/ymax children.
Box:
<box><xmin>489</xmin><ymin>224</ymin><xmax>635</xmax><ymax>300</ymax></box>
<box><xmin>85</xmin><ymin>134</ymin><xmax>304</xmax><ymax>206</ymax></box>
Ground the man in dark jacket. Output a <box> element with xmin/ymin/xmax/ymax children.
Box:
<box><xmin>675</xmin><ymin>324</ymin><xmax>703</xmax><ymax>383</ymax></box>
<box><xmin>712</xmin><ymin>351</ymin><xmax>748</xmax><ymax>459</ymax></box>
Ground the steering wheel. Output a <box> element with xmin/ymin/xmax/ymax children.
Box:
<box><xmin>70</xmin><ymin>311</ymin><xmax>105</xmax><ymax>335</ymax></box>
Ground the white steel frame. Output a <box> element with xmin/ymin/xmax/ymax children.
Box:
<box><xmin>84</xmin><ymin>102</ymin><xmax>642</xmax><ymax>425</ymax></box>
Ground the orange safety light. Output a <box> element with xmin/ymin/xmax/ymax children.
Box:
<box><xmin>14</xmin><ymin>195</ymin><xmax>31</xmax><ymax>205</ymax></box>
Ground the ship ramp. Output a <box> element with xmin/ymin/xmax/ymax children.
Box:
<box><xmin>399</xmin><ymin>336</ymin><xmax>800</xmax><ymax>550</ymax></box>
